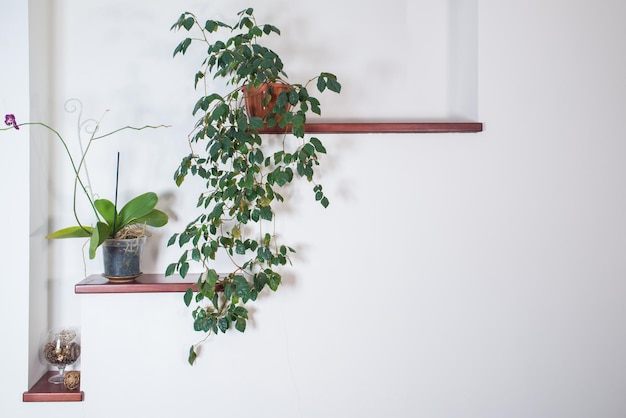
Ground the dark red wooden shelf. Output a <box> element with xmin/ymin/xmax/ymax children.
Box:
<box><xmin>257</xmin><ymin>121</ymin><xmax>483</xmax><ymax>134</ymax></box>
<box><xmin>23</xmin><ymin>371</ymin><xmax>83</xmax><ymax>402</ymax></box>
<box><xmin>75</xmin><ymin>273</ymin><xmax>199</xmax><ymax>294</ymax></box>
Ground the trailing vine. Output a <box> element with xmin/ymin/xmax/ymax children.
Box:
<box><xmin>168</xmin><ymin>7</ymin><xmax>341</xmax><ymax>364</ymax></box>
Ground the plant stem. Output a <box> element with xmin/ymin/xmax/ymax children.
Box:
<box><xmin>112</xmin><ymin>152</ymin><xmax>120</xmax><ymax>238</ymax></box>
<box><xmin>23</xmin><ymin>122</ymin><xmax>99</xmax><ymax>230</ymax></box>
<box><xmin>92</xmin><ymin>124</ymin><xmax>170</xmax><ymax>141</ymax></box>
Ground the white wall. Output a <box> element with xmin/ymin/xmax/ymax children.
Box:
<box><xmin>0</xmin><ymin>2</ymin><xmax>32</xmax><ymax>413</ymax></box>
<box><xmin>3</xmin><ymin>0</ymin><xmax>626</xmax><ymax>416</ymax></box>
<box><xmin>0</xmin><ymin>2</ymin><xmax>83</xmax><ymax>416</ymax></box>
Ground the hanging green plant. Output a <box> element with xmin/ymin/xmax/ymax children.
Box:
<box><xmin>168</xmin><ymin>7</ymin><xmax>341</xmax><ymax>364</ymax></box>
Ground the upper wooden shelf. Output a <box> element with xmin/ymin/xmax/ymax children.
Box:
<box><xmin>75</xmin><ymin>273</ymin><xmax>199</xmax><ymax>294</ymax></box>
<box><xmin>257</xmin><ymin>122</ymin><xmax>483</xmax><ymax>134</ymax></box>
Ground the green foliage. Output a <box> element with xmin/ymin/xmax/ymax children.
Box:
<box><xmin>169</xmin><ymin>7</ymin><xmax>341</xmax><ymax>364</ymax></box>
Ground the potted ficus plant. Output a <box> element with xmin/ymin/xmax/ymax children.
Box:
<box><xmin>169</xmin><ymin>7</ymin><xmax>341</xmax><ymax>364</ymax></box>
<box><xmin>3</xmin><ymin>102</ymin><xmax>169</xmax><ymax>282</ymax></box>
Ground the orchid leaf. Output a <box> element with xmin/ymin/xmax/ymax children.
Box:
<box><xmin>89</xmin><ymin>222</ymin><xmax>112</xmax><ymax>259</ymax></box>
<box><xmin>129</xmin><ymin>209</ymin><xmax>169</xmax><ymax>228</ymax></box>
<box><xmin>94</xmin><ymin>198</ymin><xmax>117</xmax><ymax>225</ymax></box>
<box><xmin>117</xmin><ymin>192</ymin><xmax>158</xmax><ymax>227</ymax></box>
<box><xmin>46</xmin><ymin>225</ymin><xmax>93</xmax><ymax>239</ymax></box>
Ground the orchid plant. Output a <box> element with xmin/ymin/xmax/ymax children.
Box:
<box><xmin>2</xmin><ymin>103</ymin><xmax>169</xmax><ymax>259</ymax></box>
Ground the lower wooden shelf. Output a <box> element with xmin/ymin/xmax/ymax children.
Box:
<box><xmin>23</xmin><ymin>371</ymin><xmax>83</xmax><ymax>402</ymax></box>
<box><xmin>75</xmin><ymin>273</ymin><xmax>200</xmax><ymax>294</ymax></box>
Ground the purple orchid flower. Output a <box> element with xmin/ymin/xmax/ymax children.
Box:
<box><xmin>4</xmin><ymin>114</ymin><xmax>19</xmax><ymax>130</ymax></box>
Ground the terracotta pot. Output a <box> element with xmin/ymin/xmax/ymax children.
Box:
<box><xmin>244</xmin><ymin>82</ymin><xmax>291</xmax><ymax>121</ymax></box>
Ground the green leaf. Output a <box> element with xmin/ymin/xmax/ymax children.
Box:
<box><xmin>301</xmin><ymin>142</ymin><xmax>315</xmax><ymax>157</ymax></box>
<box><xmin>254</xmin><ymin>148</ymin><xmax>264</xmax><ymax>164</ymax></box>
<box><xmin>233</xmin><ymin>306</ymin><xmax>248</xmax><ymax>318</ymax></box>
<box><xmin>173</xmin><ymin>38</ymin><xmax>192</xmax><ymax>57</ymax></box>
<box><xmin>249</xmin><ymin>116</ymin><xmax>264</xmax><ymax>130</ymax></box>
<box><xmin>218</xmin><ymin>317</ymin><xmax>230</xmax><ymax>333</ymax></box>
<box><xmin>233</xmin><ymin>275</ymin><xmax>251</xmax><ymax>302</ymax></box>
<box><xmin>320</xmin><ymin>72</ymin><xmax>341</xmax><ymax>93</ymax></box>
<box><xmin>309</xmin><ymin>97</ymin><xmax>321</xmax><ymax>115</ymax></box>
<box><xmin>191</xmin><ymin>248</ymin><xmax>201</xmax><ymax>262</ymax></box>
<box><xmin>235</xmin><ymin>317</ymin><xmax>246</xmax><ymax>332</ymax></box>
<box><xmin>180</xmin><ymin>262</ymin><xmax>190</xmax><ymax>278</ymax></box>
<box><xmin>188</xmin><ymin>346</ymin><xmax>197</xmax><ymax>366</ymax></box>
<box><xmin>46</xmin><ymin>225</ymin><xmax>93</xmax><ymax>239</ymax></box>
<box><xmin>94</xmin><ymin>199</ymin><xmax>117</xmax><ymax>225</ymax></box>
<box><xmin>167</xmin><ymin>233</ymin><xmax>178</xmax><ymax>247</ymax></box>
<box><xmin>131</xmin><ymin>209</ymin><xmax>169</xmax><ymax>228</ymax></box>
<box><xmin>309</xmin><ymin>137</ymin><xmax>327</xmax><ymax>154</ymax></box>
<box><xmin>179</xmin><ymin>232</ymin><xmax>193</xmax><ymax>246</ymax></box>
<box><xmin>88</xmin><ymin>222</ymin><xmax>112</xmax><ymax>259</ymax></box>
<box><xmin>268</xmin><ymin>272</ymin><xmax>281</xmax><ymax>291</ymax></box>
<box><xmin>224</xmin><ymin>282</ymin><xmax>233</xmax><ymax>300</ymax></box>
<box><xmin>184</xmin><ymin>288</ymin><xmax>193</xmax><ymax>306</ymax></box>
<box><xmin>316</xmin><ymin>76</ymin><xmax>327</xmax><ymax>92</ymax></box>
<box><xmin>205</xmin><ymin>269</ymin><xmax>219</xmax><ymax>286</ymax></box>
<box><xmin>259</xmin><ymin>206</ymin><xmax>273</xmax><ymax>221</ymax></box>
<box><xmin>194</xmin><ymin>71</ymin><xmax>205</xmax><ymax>88</ymax></box>
<box><xmin>235</xmin><ymin>240</ymin><xmax>246</xmax><ymax>255</ymax></box>
<box><xmin>204</xmin><ymin>19</ymin><xmax>219</xmax><ymax>32</ymax></box>
<box><xmin>326</xmin><ymin>77</ymin><xmax>342</xmax><ymax>93</ymax></box>
<box><xmin>165</xmin><ymin>263</ymin><xmax>177</xmax><ymax>276</ymax></box>
<box><xmin>193</xmin><ymin>94</ymin><xmax>223</xmax><ymax>117</ymax></box>
<box><xmin>117</xmin><ymin>192</ymin><xmax>158</xmax><ymax>229</ymax></box>
<box><xmin>183</xmin><ymin>17</ymin><xmax>195</xmax><ymax>31</ymax></box>
<box><xmin>254</xmin><ymin>271</ymin><xmax>268</xmax><ymax>291</ymax></box>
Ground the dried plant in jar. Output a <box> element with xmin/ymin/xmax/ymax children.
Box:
<box><xmin>43</xmin><ymin>329</ymin><xmax>81</xmax><ymax>365</ymax></box>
